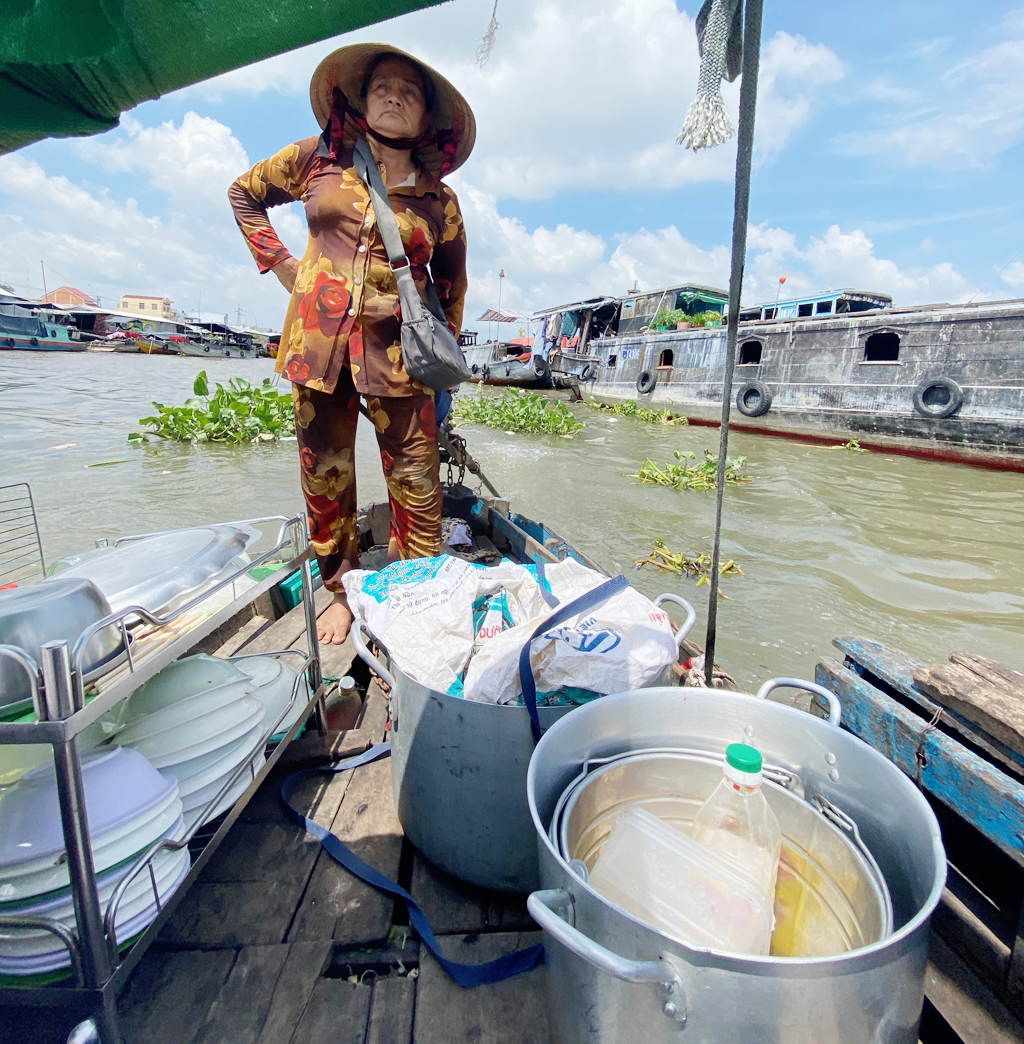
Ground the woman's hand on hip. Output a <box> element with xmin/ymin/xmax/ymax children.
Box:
<box><xmin>272</xmin><ymin>256</ymin><xmax>300</xmax><ymax>294</ymax></box>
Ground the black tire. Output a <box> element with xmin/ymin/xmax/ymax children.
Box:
<box><xmin>482</xmin><ymin>364</ymin><xmax>490</xmax><ymax>380</ymax></box>
<box><xmin>532</xmin><ymin>354</ymin><xmax>550</xmax><ymax>378</ymax></box>
<box><xmin>204</xmin><ymin>346</ymin><xmax>210</xmax><ymax>352</ymax></box>
<box><xmin>636</xmin><ymin>369</ymin><xmax>657</xmax><ymax>394</ymax></box>
<box><xmin>471</xmin><ymin>364</ymin><xmax>479</xmax><ymax>374</ymax></box>
<box><xmin>30</xmin><ymin>337</ymin><xmax>38</xmax><ymax>346</ymax></box>
<box><xmin>736</xmin><ymin>380</ymin><xmax>772</xmax><ymax>417</ymax></box>
<box><xmin>581</xmin><ymin>362</ymin><xmax>597</xmax><ymax>381</ymax></box>
<box><xmin>913</xmin><ymin>377</ymin><xmax>963</xmax><ymax>419</ymax></box>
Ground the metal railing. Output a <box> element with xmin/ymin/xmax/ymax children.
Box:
<box><xmin>0</xmin><ymin>515</ymin><xmax>325</xmax><ymax>1043</ymax></box>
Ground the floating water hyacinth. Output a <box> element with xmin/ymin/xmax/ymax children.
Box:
<box><xmin>629</xmin><ymin>449</ymin><xmax>749</xmax><ymax>492</ymax></box>
<box><xmin>453</xmin><ymin>388</ymin><xmax>583</xmax><ymax>437</ymax></box>
<box><xmin>128</xmin><ymin>371</ymin><xmax>295</xmax><ymax>445</ymax></box>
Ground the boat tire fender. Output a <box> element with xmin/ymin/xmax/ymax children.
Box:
<box><xmin>204</xmin><ymin>346</ymin><xmax>210</xmax><ymax>352</ymax></box>
<box><xmin>30</xmin><ymin>337</ymin><xmax>39</xmax><ymax>346</ymax></box>
<box><xmin>913</xmin><ymin>377</ymin><xmax>963</xmax><ymax>419</ymax></box>
<box><xmin>736</xmin><ymin>380</ymin><xmax>772</xmax><ymax>417</ymax></box>
<box><xmin>482</xmin><ymin>364</ymin><xmax>490</xmax><ymax>380</ymax></box>
<box><xmin>532</xmin><ymin>355</ymin><xmax>550</xmax><ymax>378</ymax></box>
<box><xmin>636</xmin><ymin>369</ymin><xmax>656</xmax><ymax>395</ymax></box>
<box><xmin>581</xmin><ymin>362</ymin><xmax>597</xmax><ymax>381</ymax></box>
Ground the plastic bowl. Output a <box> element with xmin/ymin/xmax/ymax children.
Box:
<box><xmin>0</xmin><ymin>802</ymin><xmax>183</xmax><ymax>904</ymax></box>
<box><xmin>114</xmin><ymin>677</ymin><xmax>255</xmax><ymax>745</ymax></box>
<box><xmin>182</xmin><ymin>754</ymin><xmax>265</xmax><ymax>830</ymax></box>
<box><xmin>129</xmin><ymin>696</ymin><xmax>264</xmax><ymax>770</ymax></box>
<box><xmin>180</xmin><ymin>742</ymin><xmax>265</xmax><ymax>813</ymax></box>
<box><xmin>120</xmin><ymin>655</ymin><xmax>251</xmax><ymax>724</ymax></box>
<box><xmin>239</xmin><ymin>658</ymin><xmax>310</xmax><ymax>736</ymax></box>
<box><xmin>0</xmin><ymin>747</ymin><xmax>175</xmax><ymax>871</ymax></box>
<box><xmin>174</xmin><ymin>726</ymin><xmax>265</xmax><ymax>799</ymax></box>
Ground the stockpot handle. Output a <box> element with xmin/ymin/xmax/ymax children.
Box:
<box><xmin>653</xmin><ymin>594</ymin><xmax>697</xmax><ymax>650</ymax></box>
<box><xmin>528</xmin><ymin>889</ymin><xmax>687</xmax><ymax>1022</ymax></box>
<box><xmin>351</xmin><ymin>620</ymin><xmax>397</xmax><ymax>690</ymax></box>
<box><xmin>755</xmin><ymin>677</ymin><xmax>842</xmax><ymax>727</ymax></box>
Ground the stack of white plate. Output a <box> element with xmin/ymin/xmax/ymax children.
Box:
<box><xmin>236</xmin><ymin>657</ymin><xmax>311</xmax><ymax>739</ymax></box>
<box><xmin>0</xmin><ymin>746</ymin><xmax>188</xmax><ymax>975</ymax></box>
<box><xmin>112</xmin><ymin>655</ymin><xmax>266</xmax><ymax>829</ymax></box>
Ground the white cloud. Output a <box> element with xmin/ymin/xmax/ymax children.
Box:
<box><xmin>838</xmin><ymin>13</ymin><xmax>1024</xmax><ymax>168</ymax></box>
<box><xmin>175</xmin><ymin>0</ymin><xmax>842</xmax><ymax>199</ymax></box>
<box><xmin>0</xmin><ymin>151</ymin><xmax>292</xmax><ymax>326</ymax></box>
<box><xmin>1002</xmin><ymin>261</ymin><xmax>1024</xmax><ymax>290</ymax></box>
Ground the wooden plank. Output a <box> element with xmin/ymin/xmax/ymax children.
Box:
<box><xmin>926</xmin><ymin>932</ymin><xmax>1024</xmax><ymax>1044</ymax></box>
<box><xmin>816</xmin><ymin>657</ymin><xmax>1024</xmax><ymax>868</ymax></box>
<box><xmin>409</xmin><ymin>852</ymin><xmax>534</xmax><ymax>936</ymax></box>
<box><xmin>288</xmin><ymin>755</ymin><xmax>404</xmax><ymax>946</ymax></box>
<box><xmin>320</xmin><ymin>633</ymin><xmax>357</xmax><ymax>680</ymax></box>
<box><xmin>366</xmin><ymin>974</ymin><xmax>416</xmax><ymax>1044</ymax></box>
<box><xmin>952</xmin><ymin>654</ymin><xmax>1024</xmax><ymax>694</ymax></box>
<box><xmin>412</xmin><ymin>932</ymin><xmax>551</xmax><ymax>1044</ymax></box>
<box><xmin>275</xmin><ymin>727</ymin><xmax>372</xmax><ymax>770</ymax></box>
<box><xmin>118</xmin><ymin>949</ymin><xmax>236</xmax><ymax>1044</ymax></box>
<box><xmin>915</xmin><ymin>662</ymin><xmax>1024</xmax><ymax>760</ymax></box>
<box><xmin>254</xmin><ymin>941</ymin><xmax>333</xmax><ymax>1044</ymax></box>
<box><xmin>357</xmin><ymin>682</ymin><xmax>390</xmax><ymax>742</ymax></box>
<box><xmin>197</xmin><ymin>944</ymin><xmax>291</xmax><ymax>1044</ymax></box>
<box><xmin>833</xmin><ymin>636</ymin><xmax>1024</xmax><ymax>775</ymax></box>
<box><xmin>234</xmin><ymin>585</ymin><xmax>332</xmax><ymax>656</ymax></box>
<box><xmin>933</xmin><ymin>888</ymin><xmax>1012</xmax><ymax>986</ymax></box>
<box><xmin>285</xmin><ymin>976</ymin><xmax>373</xmax><ymax>1044</ymax></box>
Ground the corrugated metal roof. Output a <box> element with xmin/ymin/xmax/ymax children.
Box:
<box><xmin>477</xmin><ymin>307</ymin><xmax>534</xmax><ymax>322</ymax></box>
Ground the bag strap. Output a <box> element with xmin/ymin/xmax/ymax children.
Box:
<box><xmin>518</xmin><ymin>573</ymin><xmax>631</xmax><ymax>743</ymax></box>
<box><xmin>281</xmin><ymin>742</ymin><xmax>544</xmax><ymax>987</ymax></box>
<box><xmin>353</xmin><ymin>137</ymin><xmax>448</xmax><ymax>325</ymax></box>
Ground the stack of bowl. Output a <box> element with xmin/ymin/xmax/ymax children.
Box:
<box><xmin>111</xmin><ymin>656</ymin><xmax>266</xmax><ymax>829</ymax></box>
<box><xmin>0</xmin><ymin>746</ymin><xmax>188</xmax><ymax>976</ymax></box>
<box><xmin>235</xmin><ymin>656</ymin><xmax>311</xmax><ymax>741</ymax></box>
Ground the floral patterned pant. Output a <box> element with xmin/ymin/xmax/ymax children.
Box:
<box><xmin>292</xmin><ymin>367</ymin><xmax>442</xmax><ymax>591</ymax></box>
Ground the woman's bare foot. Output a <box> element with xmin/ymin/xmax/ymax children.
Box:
<box><xmin>318</xmin><ymin>592</ymin><xmax>353</xmax><ymax>645</ymax></box>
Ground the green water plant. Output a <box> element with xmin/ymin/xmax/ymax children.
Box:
<box><xmin>584</xmin><ymin>399</ymin><xmax>689</xmax><ymax>425</ymax></box>
<box><xmin>824</xmin><ymin>438</ymin><xmax>866</xmax><ymax>452</ymax></box>
<box><xmin>453</xmin><ymin>388</ymin><xmax>583</xmax><ymax>437</ymax></box>
<box><xmin>651</xmin><ymin>308</ymin><xmax>723</xmax><ymax>330</ymax></box>
<box><xmin>636</xmin><ymin>538</ymin><xmax>743</xmax><ymax>591</ymax></box>
<box><xmin>629</xmin><ymin>449</ymin><xmax>749</xmax><ymax>492</ymax></box>
<box><xmin>128</xmin><ymin>371</ymin><xmax>295</xmax><ymax>444</ymax></box>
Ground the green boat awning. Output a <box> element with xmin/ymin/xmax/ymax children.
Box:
<box><xmin>0</xmin><ymin>0</ymin><xmax>449</xmax><ymax>155</ymax></box>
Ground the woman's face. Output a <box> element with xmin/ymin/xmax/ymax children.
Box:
<box><xmin>365</xmin><ymin>58</ymin><xmax>429</xmax><ymax>140</ymax></box>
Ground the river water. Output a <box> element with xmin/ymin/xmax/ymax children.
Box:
<box><xmin>2</xmin><ymin>352</ymin><xmax>1021</xmax><ymax>691</ymax></box>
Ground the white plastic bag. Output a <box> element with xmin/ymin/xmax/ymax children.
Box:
<box><xmin>461</xmin><ymin>558</ymin><xmax>677</xmax><ymax>705</ymax></box>
<box><xmin>342</xmin><ymin>556</ymin><xmax>544</xmax><ymax>692</ymax></box>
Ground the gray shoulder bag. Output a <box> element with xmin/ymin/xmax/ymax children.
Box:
<box><xmin>353</xmin><ymin>137</ymin><xmax>471</xmax><ymax>391</ymax></box>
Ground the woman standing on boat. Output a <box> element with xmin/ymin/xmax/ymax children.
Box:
<box><xmin>229</xmin><ymin>44</ymin><xmax>474</xmax><ymax>644</ymax></box>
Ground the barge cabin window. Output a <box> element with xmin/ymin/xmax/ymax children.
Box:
<box><xmin>739</xmin><ymin>340</ymin><xmax>763</xmax><ymax>365</ymax></box>
<box><xmin>864</xmin><ymin>331</ymin><xmax>900</xmax><ymax>362</ymax></box>
<box><xmin>816</xmin><ymin>300</ymin><xmax>833</xmax><ymax>314</ymax></box>
<box><xmin>658</xmin><ymin>349</ymin><xmax>674</xmax><ymax>368</ymax></box>
<box><xmin>607</xmin><ymin>354</ymin><xmax>617</xmax><ymax>368</ymax></box>
<box><xmin>798</xmin><ymin>303</ymin><xmax>813</xmax><ymax>317</ymax></box>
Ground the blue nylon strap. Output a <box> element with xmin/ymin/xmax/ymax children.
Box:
<box><xmin>518</xmin><ymin>574</ymin><xmax>631</xmax><ymax>743</ymax></box>
<box><xmin>534</xmin><ymin>561</ymin><xmax>561</xmax><ymax>609</ymax></box>
<box><xmin>281</xmin><ymin>743</ymin><xmax>543</xmax><ymax>987</ymax></box>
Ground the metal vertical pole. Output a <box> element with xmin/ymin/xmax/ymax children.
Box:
<box><xmin>704</xmin><ymin>0</ymin><xmax>765</xmax><ymax>687</ymax></box>
<box><xmin>299</xmin><ymin>544</ymin><xmax>325</xmax><ymax>732</ymax></box>
<box><xmin>39</xmin><ymin>642</ymin><xmax>116</xmax><ymax>1032</ymax></box>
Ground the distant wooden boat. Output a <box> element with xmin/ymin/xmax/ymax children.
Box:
<box><xmin>462</xmin><ymin>339</ymin><xmax>552</xmax><ymax>388</ymax></box>
<box><xmin>0</xmin><ymin>299</ymin><xmax>85</xmax><ymax>351</ymax></box>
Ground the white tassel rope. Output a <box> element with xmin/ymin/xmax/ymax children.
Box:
<box><xmin>476</xmin><ymin>0</ymin><xmax>501</xmax><ymax>68</ymax></box>
<box><xmin>677</xmin><ymin>0</ymin><xmax>739</xmax><ymax>151</ymax></box>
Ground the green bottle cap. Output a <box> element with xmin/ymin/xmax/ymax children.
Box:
<box><xmin>726</xmin><ymin>742</ymin><xmax>762</xmax><ymax>775</ymax></box>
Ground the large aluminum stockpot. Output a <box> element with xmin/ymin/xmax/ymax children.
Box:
<box><xmin>351</xmin><ymin>596</ymin><xmax>696</xmax><ymax>894</ymax></box>
<box><xmin>527</xmin><ymin>685</ymin><xmax>946</xmax><ymax>1044</ymax></box>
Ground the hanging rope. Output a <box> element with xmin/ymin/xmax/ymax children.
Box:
<box><xmin>476</xmin><ymin>0</ymin><xmax>501</xmax><ymax>67</ymax></box>
<box><xmin>677</xmin><ymin>0</ymin><xmax>744</xmax><ymax>150</ymax></box>
<box><xmin>703</xmin><ymin>0</ymin><xmax>764</xmax><ymax>687</ymax></box>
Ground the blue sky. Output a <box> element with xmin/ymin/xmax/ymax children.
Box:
<box><xmin>1</xmin><ymin>0</ymin><xmax>1022</xmax><ymax>331</ymax></box>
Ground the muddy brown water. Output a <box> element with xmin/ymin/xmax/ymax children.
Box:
<box><xmin>2</xmin><ymin>352</ymin><xmax>1021</xmax><ymax>692</ymax></box>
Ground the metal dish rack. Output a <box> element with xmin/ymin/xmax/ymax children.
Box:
<box><xmin>0</xmin><ymin>514</ymin><xmax>325</xmax><ymax>1043</ymax></box>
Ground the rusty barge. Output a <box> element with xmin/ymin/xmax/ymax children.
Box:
<box><xmin>548</xmin><ymin>287</ymin><xmax>1024</xmax><ymax>471</ymax></box>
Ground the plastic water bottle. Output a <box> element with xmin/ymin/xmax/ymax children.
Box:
<box><xmin>691</xmin><ymin>743</ymin><xmax>782</xmax><ymax>901</ymax></box>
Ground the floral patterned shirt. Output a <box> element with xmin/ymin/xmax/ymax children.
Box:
<box><xmin>228</xmin><ymin>136</ymin><xmax>468</xmax><ymax>397</ymax></box>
